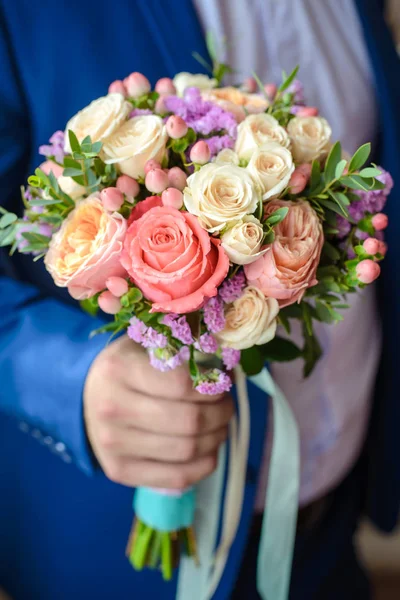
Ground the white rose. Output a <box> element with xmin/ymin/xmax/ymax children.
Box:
<box><xmin>64</xmin><ymin>94</ymin><xmax>131</xmax><ymax>153</ymax></box>
<box><xmin>173</xmin><ymin>72</ymin><xmax>217</xmax><ymax>96</ymax></box>
<box><xmin>216</xmin><ymin>286</ymin><xmax>279</xmax><ymax>350</ymax></box>
<box><xmin>221</xmin><ymin>216</ymin><xmax>269</xmax><ymax>265</ymax></box>
<box><xmin>235</xmin><ymin>114</ymin><xmax>290</xmax><ymax>161</ymax></box>
<box><xmin>102</xmin><ymin>115</ymin><xmax>168</xmax><ymax>179</ymax></box>
<box><xmin>214</xmin><ymin>149</ymin><xmax>240</xmax><ymax>166</ymax></box>
<box><xmin>247</xmin><ymin>142</ymin><xmax>295</xmax><ymax>201</ymax></box>
<box><xmin>287</xmin><ymin>116</ymin><xmax>332</xmax><ymax>163</ymax></box>
<box><xmin>184</xmin><ymin>163</ymin><xmax>261</xmax><ymax>233</ymax></box>
<box><xmin>58</xmin><ymin>175</ymin><xmax>87</xmax><ymax>201</ymax></box>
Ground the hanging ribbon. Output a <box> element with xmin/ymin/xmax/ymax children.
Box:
<box><xmin>177</xmin><ymin>366</ymin><xmax>299</xmax><ymax>600</ymax></box>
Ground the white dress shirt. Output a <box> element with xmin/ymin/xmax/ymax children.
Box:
<box><xmin>193</xmin><ymin>0</ymin><xmax>382</xmax><ymax>507</ymax></box>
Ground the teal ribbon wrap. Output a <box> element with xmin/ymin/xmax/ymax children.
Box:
<box><xmin>134</xmin><ymin>487</ymin><xmax>196</xmax><ymax>532</ymax></box>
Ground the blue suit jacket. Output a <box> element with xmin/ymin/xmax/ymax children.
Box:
<box><xmin>0</xmin><ymin>1</ymin><xmax>399</xmax><ymax>598</ymax></box>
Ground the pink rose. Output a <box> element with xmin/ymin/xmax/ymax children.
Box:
<box><xmin>245</xmin><ymin>200</ymin><xmax>324</xmax><ymax>307</ymax></box>
<box><xmin>44</xmin><ymin>194</ymin><xmax>127</xmax><ymax>300</ymax></box>
<box><xmin>127</xmin><ymin>196</ymin><xmax>163</xmax><ymax>226</ymax></box>
<box><xmin>121</xmin><ymin>206</ymin><xmax>230</xmax><ymax>313</ymax></box>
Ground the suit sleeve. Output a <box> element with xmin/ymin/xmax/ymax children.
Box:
<box><xmin>0</xmin><ymin>4</ymin><xmax>107</xmax><ymax>475</ymax></box>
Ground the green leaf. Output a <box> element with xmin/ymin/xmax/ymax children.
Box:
<box><xmin>278</xmin><ymin>65</ymin><xmax>300</xmax><ymax>93</ymax></box>
<box><xmin>323</xmin><ymin>240</ymin><xmax>341</xmax><ymax>261</ymax></box>
<box><xmin>171</xmin><ymin>138</ymin><xmax>189</xmax><ymax>153</ymax></box>
<box><xmin>324</xmin><ymin>141</ymin><xmax>342</xmax><ymax>184</ymax></box>
<box><xmin>0</xmin><ymin>213</ymin><xmax>17</xmax><ymax>228</ymax></box>
<box><xmin>302</xmin><ymin>321</ymin><xmax>322</xmax><ymax>377</ymax></box>
<box><xmin>309</xmin><ymin>160</ymin><xmax>321</xmax><ymax>191</ymax></box>
<box><xmin>262</xmin><ymin>230</ymin><xmax>275</xmax><ymax>244</ymax></box>
<box><xmin>129</xmin><ymin>287</ymin><xmax>143</xmax><ymax>304</ymax></box>
<box><xmin>280</xmin><ymin>303</ymin><xmax>302</xmax><ymax>320</ymax></box>
<box><xmin>341</xmin><ymin>175</ymin><xmax>375</xmax><ymax>192</ymax></box>
<box><xmin>259</xmin><ymin>337</ymin><xmax>302</xmax><ymax>362</ymax></box>
<box><xmin>21</xmin><ymin>232</ymin><xmax>50</xmax><ymax>246</ymax></box>
<box><xmin>315</xmin><ymin>300</ymin><xmax>335</xmax><ymax>324</ymax></box>
<box><xmin>265</xmin><ymin>206</ymin><xmax>289</xmax><ymax>225</ymax></box>
<box><xmin>348</xmin><ymin>143</ymin><xmax>371</xmax><ymax>172</ymax></box>
<box><xmin>278</xmin><ymin>312</ymin><xmax>291</xmax><ymax>334</ymax></box>
<box><xmin>63</xmin><ymin>157</ymin><xmax>82</xmax><ymax>170</ymax></box>
<box><xmin>359</xmin><ymin>167</ymin><xmax>382</xmax><ymax>178</ymax></box>
<box><xmin>330</xmin><ymin>190</ymin><xmax>350</xmax><ymax>206</ymax></box>
<box><xmin>302</xmin><ymin>302</ymin><xmax>313</xmax><ymax>337</ymax></box>
<box><xmin>63</xmin><ymin>167</ymin><xmax>83</xmax><ymax>177</ymax></box>
<box><xmin>27</xmin><ymin>175</ymin><xmax>40</xmax><ymax>188</ymax></box>
<box><xmin>191</xmin><ymin>51</ymin><xmax>213</xmax><ymax>74</ymax></box>
<box><xmin>186</xmin><ymin>128</ymin><xmax>196</xmax><ymax>145</ymax></box>
<box><xmin>0</xmin><ymin>225</ymin><xmax>16</xmax><ymax>247</ymax></box>
<box><xmin>189</xmin><ymin>351</ymin><xmax>200</xmax><ymax>380</ymax></box>
<box><xmin>91</xmin><ymin>141</ymin><xmax>103</xmax><ymax>154</ymax></box>
<box><xmin>319</xmin><ymin>198</ymin><xmax>349</xmax><ymax>217</ymax></box>
<box><xmin>68</xmin><ymin>130</ymin><xmax>81</xmax><ymax>154</ymax></box>
<box><xmin>335</xmin><ymin>159</ymin><xmax>347</xmax><ymax>180</ymax></box>
<box><xmin>206</xmin><ymin>30</ymin><xmax>218</xmax><ymax>62</ymax></box>
<box><xmin>240</xmin><ymin>346</ymin><xmax>265</xmax><ymax>376</ymax></box>
<box><xmin>29</xmin><ymin>197</ymin><xmax>62</xmax><ymax>207</ymax></box>
<box><xmin>80</xmin><ymin>298</ymin><xmax>99</xmax><ymax>317</ymax></box>
<box><xmin>34</xmin><ymin>168</ymin><xmax>51</xmax><ymax>187</ymax></box>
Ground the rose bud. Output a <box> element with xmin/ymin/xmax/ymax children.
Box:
<box><xmin>168</xmin><ymin>166</ymin><xmax>187</xmax><ymax>191</ymax></box>
<box><xmin>155</xmin><ymin>77</ymin><xmax>176</xmax><ymax>95</ymax></box>
<box><xmin>166</xmin><ymin>115</ymin><xmax>188</xmax><ymax>139</ymax></box>
<box><xmin>145</xmin><ymin>168</ymin><xmax>169</xmax><ymax>193</ymax></box>
<box><xmin>161</xmin><ymin>188</ymin><xmax>184</xmax><ymax>210</ymax></box>
<box><xmin>242</xmin><ymin>77</ymin><xmax>258</xmax><ymax>93</ymax></box>
<box><xmin>190</xmin><ymin>140</ymin><xmax>211</xmax><ymax>165</ymax></box>
<box><xmin>372</xmin><ymin>213</ymin><xmax>389</xmax><ymax>231</ymax></box>
<box><xmin>289</xmin><ymin>169</ymin><xmax>308</xmax><ymax>195</ymax></box>
<box><xmin>363</xmin><ymin>237</ymin><xmax>380</xmax><ymax>256</ymax></box>
<box><xmin>144</xmin><ymin>159</ymin><xmax>162</xmax><ymax>174</ymax></box>
<box><xmin>296</xmin><ymin>106</ymin><xmax>319</xmax><ymax>117</ymax></box>
<box><xmin>378</xmin><ymin>241</ymin><xmax>387</xmax><ymax>256</ymax></box>
<box><xmin>356</xmin><ymin>259</ymin><xmax>381</xmax><ymax>284</ymax></box>
<box><xmin>296</xmin><ymin>163</ymin><xmax>313</xmax><ymax>179</ymax></box>
<box><xmin>98</xmin><ymin>291</ymin><xmax>122</xmax><ymax>315</ymax></box>
<box><xmin>100</xmin><ymin>187</ymin><xmax>124</xmax><ymax>212</ymax></box>
<box><xmin>106</xmin><ymin>276</ymin><xmax>129</xmax><ymax>298</ymax></box>
<box><xmin>123</xmin><ymin>72</ymin><xmax>151</xmax><ymax>98</ymax></box>
<box><xmin>154</xmin><ymin>94</ymin><xmax>171</xmax><ymax>115</ymax></box>
<box><xmin>108</xmin><ymin>80</ymin><xmax>127</xmax><ymax>96</ymax></box>
<box><xmin>116</xmin><ymin>175</ymin><xmax>140</xmax><ymax>201</ymax></box>
<box><xmin>264</xmin><ymin>83</ymin><xmax>277</xmax><ymax>99</ymax></box>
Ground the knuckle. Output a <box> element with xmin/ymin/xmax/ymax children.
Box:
<box><xmin>169</xmin><ymin>468</ymin><xmax>190</xmax><ymax>491</ymax></box>
<box><xmin>97</xmin><ymin>397</ymin><xmax>119</xmax><ymax>420</ymax></box>
<box><xmin>179</xmin><ymin>438</ymin><xmax>198</xmax><ymax>462</ymax></box>
<box><xmin>184</xmin><ymin>406</ymin><xmax>203</xmax><ymax>435</ymax></box>
<box><xmin>104</xmin><ymin>459</ymin><xmax>125</xmax><ymax>484</ymax></box>
<box><xmin>101</xmin><ymin>353</ymin><xmax>121</xmax><ymax>380</ymax></box>
<box><xmin>98</xmin><ymin>427</ymin><xmax>118</xmax><ymax>450</ymax></box>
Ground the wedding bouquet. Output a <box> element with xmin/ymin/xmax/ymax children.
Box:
<box><xmin>0</xmin><ymin>54</ymin><xmax>392</xmax><ymax>581</ymax></box>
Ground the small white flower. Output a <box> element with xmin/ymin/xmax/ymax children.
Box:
<box><xmin>173</xmin><ymin>72</ymin><xmax>217</xmax><ymax>96</ymax></box>
<box><xmin>216</xmin><ymin>286</ymin><xmax>279</xmax><ymax>350</ymax></box>
<box><xmin>221</xmin><ymin>216</ymin><xmax>269</xmax><ymax>265</ymax></box>
<box><xmin>287</xmin><ymin>116</ymin><xmax>332</xmax><ymax>163</ymax></box>
<box><xmin>247</xmin><ymin>142</ymin><xmax>295</xmax><ymax>201</ymax></box>
<box><xmin>184</xmin><ymin>163</ymin><xmax>261</xmax><ymax>233</ymax></box>
<box><xmin>64</xmin><ymin>94</ymin><xmax>131</xmax><ymax>153</ymax></box>
<box><xmin>235</xmin><ymin>113</ymin><xmax>290</xmax><ymax>161</ymax></box>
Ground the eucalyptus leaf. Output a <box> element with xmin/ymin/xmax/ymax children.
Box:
<box><xmin>324</xmin><ymin>141</ymin><xmax>342</xmax><ymax>183</ymax></box>
<box><xmin>335</xmin><ymin>159</ymin><xmax>347</xmax><ymax>179</ymax></box>
<box><xmin>68</xmin><ymin>130</ymin><xmax>81</xmax><ymax>154</ymax></box>
<box><xmin>348</xmin><ymin>143</ymin><xmax>371</xmax><ymax>172</ymax></box>
<box><xmin>63</xmin><ymin>167</ymin><xmax>83</xmax><ymax>177</ymax></box>
<box><xmin>0</xmin><ymin>213</ymin><xmax>17</xmax><ymax>228</ymax></box>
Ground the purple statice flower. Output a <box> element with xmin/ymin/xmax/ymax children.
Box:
<box><xmin>290</xmin><ymin>105</ymin><xmax>303</xmax><ymax>115</ymax></box>
<box><xmin>162</xmin><ymin>314</ymin><xmax>194</xmax><ymax>345</ymax></box>
<box><xmin>336</xmin><ymin>216</ymin><xmax>352</xmax><ymax>239</ymax></box>
<box><xmin>288</xmin><ymin>80</ymin><xmax>305</xmax><ymax>104</ymax></box>
<box><xmin>195</xmin><ymin>333</ymin><xmax>219</xmax><ymax>354</ymax></box>
<box><xmin>127</xmin><ymin>316</ymin><xmax>148</xmax><ymax>344</ymax></box>
<box><xmin>130</xmin><ymin>108</ymin><xmax>153</xmax><ymax>117</ymax></box>
<box><xmin>203</xmin><ymin>296</ymin><xmax>226</xmax><ymax>334</ymax></box>
<box><xmin>205</xmin><ymin>134</ymin><xmax>235</xmax><ymax>157</ymax></box>
<box><xmin>221</xmin><ymin>347</ymin><xmax>241</xmax><ymax>371</ymax></box>
<box><xmin>149</xmin><ymin>346</ymin><xmax>190</xmax><ymax>372</ymax></box>
<box><xmin>39</xmin><ymin>130</ymin><xmax>65</xmax><ymax>163</ymax></box>
<box><xmin>219</xmin><ymin>271</ymin><xmax>246</xmax><ymax>304</ymax></box>
<box><xmin>195</xmin><ymin>369</ymin><xmax>232</xmax><ymax>395</ymax></box>
<box><xmin>164</xmin><ymin>88</ymin><xmax>237</xmax><ymax>156</ymax></box>
<box><xmin>142</xmin><ymin>327</ymin><xmax>168</xmax><ymax>350</ymax></box>
<box><xmin>15</xmin><ymin>221</ymin><xmax>53</xmax><ymax>253</ymax></box>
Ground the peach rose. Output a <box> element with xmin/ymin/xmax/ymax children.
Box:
<box><xmin>121</xmin><ymin>206</ymin><xmax>229</xmax><ymax>313</ymax></box>
<box><xmin>44</xmin><ymin>194</ymin><xmax>127</xmax><ymax>300</ymax></box>
<box><xmin>203</xmin><ymin>87</ymin><xmax>269</xmax><ymax>123</ymax></box>
<box><xmin>216</xmin><ymin>286</ymin><xmax>279</xmax><ymax>350</ymax></box>
<box><xmin>245</xmin><ymin>200</ymin><xmax>324</xmax><ymax>307</ymax></box>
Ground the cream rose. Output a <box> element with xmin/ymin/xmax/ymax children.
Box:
<box><xmin>184</xmin><ymin>163</ymin><xmax>261</xmax><ymax>233</ymax></box>
<box><xmin>287</xmin><ymin>116</ymin><xmax>332</xmax><ymax>163</ymax></box>
<box><xmin>216</xmin><ymin>286</ymin><xmax>279</xmax><ymax>350</ymax></box>
<box><xmin>235</xmin><ymin>114</ymin><xmax>290</xmax><ymax>161</ymax></box>
<box><xmin>58</xmin><ymin>175</ymin><xmax>87</xmax><ymax>201</ymax></box>
<box><xmin>173</xmin><ymin>72</ymin><xmax>217</xmax><ymax>96</ymax></box>
<box><xmin>64</xmin><ymin>94</ymin><xmax>131</xmax><ymax>153</ymax></box>
<box><xmin>214</xmin><ymin>149</ymin><xmax>240</xmax><ymax>166</ymax></box>
<box><xmin>221</xmin><ymin>216</ymin><xmax>268</xmax><ymax>265</ymax></box>
<box><xmin>102</xmin><ymin>115</ymin><xmax>168</xmax><ymax>179</ymax></box>
<box><xmin>247</xmin><ymin>142</ymin><xmax>295</xmax><ymax>201</ymax></box>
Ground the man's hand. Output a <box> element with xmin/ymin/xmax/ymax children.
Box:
<box><xmin>84</xmin><ymin>336</ymin><xmax>234</xmax><ymax>489</ymax></box>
